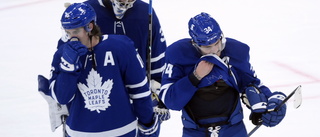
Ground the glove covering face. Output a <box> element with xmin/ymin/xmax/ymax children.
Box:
<box><xmin>60</xmin><ymin>41</ymin><xmax>87</xmax><ymax>72</ymax></box>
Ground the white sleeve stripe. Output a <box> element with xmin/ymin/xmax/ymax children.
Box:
<box><xmin>50</xmin><ymin>80</ymin><xmax>58</xmax><ymax>102</ymax></box>
<box><xmin>150</xmin><ymin>64</ymin><xmax>166</xmax><ymax>74</ymax></box>
<box><xmin>130</xmin><ymin>90</ymin><xmax>151</xmax><ymax>99</ymax></box>
<box><xmin>66</xmin><ymin>120</ymin><xmax>137</xmax><ymax>137</ymax></box>
<box><xmin>160</xmin><ymin>83</ymin><xmax>173</xmax><ymax>104</ymax></box>
<box><xmin>151</xmin><ymin>52</ymin><xmax>165</xmax><ymax>63</ymax></box>
<box><xmin>126</xmin><ymin>77</ymin><xmax>148</xmax><ymax>89</ymax></box>
<box><xmin>50</xmin><ymin>80</ymin><xmax>74</xmax><ymax>104</ymax></box>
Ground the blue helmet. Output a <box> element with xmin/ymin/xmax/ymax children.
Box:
<box><xmin>61</xmin><ymin>3</ymin><xmax>96</xmax><ymax>31</ymax></box>
<box><xmin>188</xmin><ymin>12</ymin><xmax>222</xmax><ymax>46</ymax></box>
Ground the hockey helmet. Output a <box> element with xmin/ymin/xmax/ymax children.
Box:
<box><xmin>61</xmin><ymin>3</ymin><xmax>96</xmax><ymax>31</ymax></box>
<box><xmin>188</xmin><ymin>12</ymin><xmax>222</xmax><ymax>46</ymax></box>
<box><xmin>111</xmin><ymin>0</ymin><xmax>136</xmax><ymax>19</ymax></box>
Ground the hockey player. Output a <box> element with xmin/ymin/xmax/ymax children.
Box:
<box><xmin>60</xmin><ymin>0</ymin><xmax>167</xmax><ymax>84</ymax></box>
<box><xmin>49</xmin><ymin>3</ymin><xmax>160</xmax><ymax>136</ymax></box>
<box><xmin>82</xmin><ymin>0</ymin><xmax>169</xmax><ymax>119</ymax></box>
<box><xmin>159</xmin><ymin>12</ymin><xmax>287</xmax><ymax>137</ymax></box>
<box><xmin>84</xmin><ymin>0</ymin><xmax>166</xmax><ymax>80</ymax></box>
<box><xmin>37</xmin><ymin>0</ymin><xmax>169</xmax><ymax>134</ymax></box>
<box><xmin>66</xmin><ymin>0</ymin><xmax>170</xmax><ymax>121</ymax></box>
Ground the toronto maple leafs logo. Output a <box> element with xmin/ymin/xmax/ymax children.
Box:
<box><xmin>78</xmin><ymin>69</ymin><xmax>113</xmax><ymax>113</ymax></box>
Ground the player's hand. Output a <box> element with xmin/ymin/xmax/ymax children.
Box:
<box><xmin>150</xmin><ymin>80</ymin><xmax>170</xmax><ymax>121</ymax></box>
<box><xmin>245</xmin><ymin>86</ymin><xmax>267</xmax><ymax>113</ymax></box>
<box><xmin>138</xmin><ymin>113</ymin><xmax>160</xmax><ymax>137</ymax></box>
<box><xmin>194</xmin><ymin>60</ymin><xmax>214</xmax><ymax>80</ymax></box>
<box><xmin>60</xmin><ymin>40</ymin><xmax>87</xmax><ymax>72</ymax></box>
<box><xmin>262</xmin><ymin>92</ymin><xmax>287</xmax><ymax>127</ymax></box>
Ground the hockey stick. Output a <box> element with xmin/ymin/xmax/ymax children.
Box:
<box><xmin>147</xmin><ymin>0</ymin><xmax>167</xmax><ymax>109</ymax></box>
<box><xmin>248</xmin><ymin>85</ymin><xmax>302</xmax><ymax>136</ymax></box>
<box><xmin>38</xmin><ymin>75</ymin><xmax>69</xmax><ymax>137</ymax></box>
<box><xmin>147</xmin><ymin>0</ymin><xmax>152</xmax><ymax>82</ymax></box>
<box><xmin>62</xmin><ymin>115</ymin><xmax>67</xmax><ymax>137</ymax></box>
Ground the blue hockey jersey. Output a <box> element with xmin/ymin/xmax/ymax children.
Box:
<box><xmin>50</xmin><ymin>35</ymin><xmax>153</xmax><ymax>136</ymax></box>
<box><xmin>83</xmin><ymin>0</ymin><xmax>167</xmax><ymax>82</ymax></box>
<box><xmin>159</xmin><ymin>38</ymin><xmax>272</xmax><ymax>129</ymax></box>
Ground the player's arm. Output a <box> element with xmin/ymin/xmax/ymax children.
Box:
<box><xmin>120</xmin><ymin>39</ymin><xmax>161</xmax><ymax>136</ymax></box>
<box><xmin>159</xmin><ymin>61</ymin><xmax>199</xmax><ymax>111</ymax></box>
<box><xmin>49</xmin><ymin>41</ymin><xmax>87</xmax><ymax>104</ymax></box>
<box><xmin>237</xmin><ymin>47</ymin><xmax>286</xmax><ymax>127</ymax></box>
<box><xmin>118</xmin><ymin>37</ymin><xmax>154</xmax><ymax>124</ymax></box>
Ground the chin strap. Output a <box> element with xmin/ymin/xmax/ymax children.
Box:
<box><xmin>191</xmin><ymin>36</ymin><xmax>226</xmax><ymax>55</ymax></box>
<box><xmin>88</xmin><ymin>35</ymin><xmax>97</xmax><ymax>70</ymax></box>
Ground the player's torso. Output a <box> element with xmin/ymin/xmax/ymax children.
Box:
<box><xmin>86</xmin><ymin>0</ymin><xmax>149</xmax><ymax>62</ymax></box>
<box><xmin>66</xmin><ymin>35</ymin><xmax>138</xmax><ymax>132</ymax></box>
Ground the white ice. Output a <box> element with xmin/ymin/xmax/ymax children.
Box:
<box><xmin>0</xmin><ymin>0</ymin><xmax>319</xmax><ymax>136</ymax></box>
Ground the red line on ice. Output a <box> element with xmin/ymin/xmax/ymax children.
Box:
<box><xmin>272</xmin><ymin>61</ymin><xmax>320</xmax><ymax>81</ymax></box>
<box><xmin>270</xmin><ymin>61</ymin><xmax>320</xmax><ymax>101</ymax></box>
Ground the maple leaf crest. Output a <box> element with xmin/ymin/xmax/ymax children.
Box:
<box><xmin>78</xmin><ymin>69</ymin><xmax>113</xmax><ymax>113</ymax></box>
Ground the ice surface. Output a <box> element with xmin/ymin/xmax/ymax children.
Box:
<box><xmin>1</xmin><ymin>0</ymin><xmax>319</xmax><ymax>136</ymax></box>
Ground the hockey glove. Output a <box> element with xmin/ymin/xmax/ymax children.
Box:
<box><xmin>153</xmin><ymin>100</ymin><xmax>170</xmax><ymax>122</ymax></box>
<box><xmin>38</xmin><ymin>75</ymin><xmax>69</xmax><ymax>132</ymax></box>
<box><xmin>151</xmin><ymin>80</ymin><xmax>170</xmax><ymax>121</ymax></box>
<box><xmin>138</xmin><ymin>114</ymin><xmax>160</xmax><ymax>137</ymax></box>
<box><xmin>244</xmin><ymin>86</ymin><xmax>267</xmax><ymax>113</ymax></box>
<box><xmin>60</xmin><ymin>40</ymin><xmax>87</xmax><ymax>72</ymax></box>
<box><xmin>242</xmin><ymin>86</ymin><xmax>267</xmax><ymax>125</ymax></box>
<box><xmin>262</xmin><ymin>92</ymin><xmax>287</xmax><ymax>127</ymax></box>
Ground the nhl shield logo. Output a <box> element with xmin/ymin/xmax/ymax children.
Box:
<box><xmin>78</xmin><ymin>69</ymin><xmax>113</xmax><ymax>113</ymax></box>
